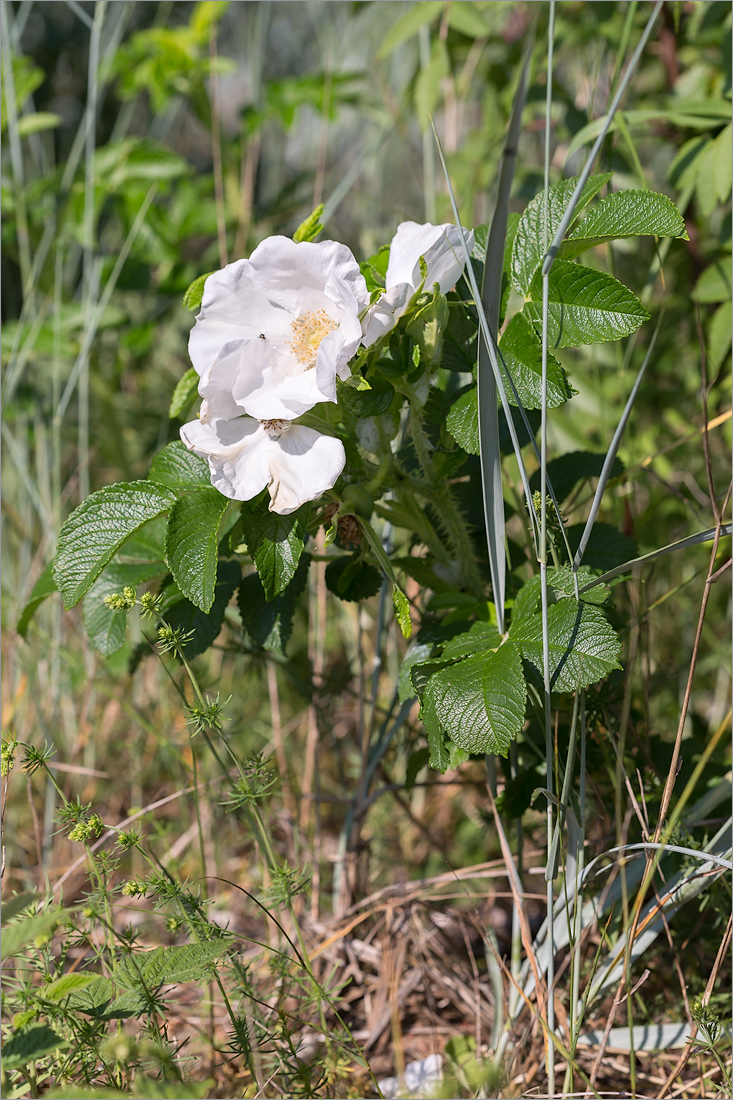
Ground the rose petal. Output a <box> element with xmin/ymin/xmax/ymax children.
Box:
<box><xmin>180</xmin><ymin>416</ymin><xmax>268</xmax><ymax>501</ymax></box>
<box><xmin>360</xmin><ymin>282</ymin><xmax>414</xmax><ymax>346</ymax></box>
<box><xmin>198</xmin><ymin>342</ymin><xmax>248</xmax><ymax>423</ymax></box>
<box><xmin>180</xmin><ymin>416</ymin><xmax>345</xmax><ymax>514</ymax></box>
<box><xmin>189</xmin><ymin>260</ymin><xmax>289</xmax><ymax>375</ymax></box>
<box><xmin>229</xmin><ymin>337</ymin><xmax>332</xmax><ymax>420</ymax></box>
<box><xmin>188</xmin><ymin>238</ymin><xmax>369</xmax><ymax>413</ymax></box>
<box><xmin>248</xmin><ymin>236</ymin><xmax>370</xmax><ymax>316</ymax></box>
<box><xmin>385</xmin><ymin>221</ymin><xmax>474</xmax><ymax>294</ymax></box>
<box><xmin>266</xmin><ymin>424</ymin><xmax>345</xmax><ymax>514</ymax></box>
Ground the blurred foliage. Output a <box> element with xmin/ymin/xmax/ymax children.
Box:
<box><xmin>1</xmin><ymin>3</ymin><xmax>731</xmax><ymax>1098</ymax></box>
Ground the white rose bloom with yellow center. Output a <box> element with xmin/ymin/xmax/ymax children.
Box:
<box><xmin>188</xmin><ymin>236</ymin><xmax>369</xmax><ymax>421</ymax></box>
<box><xmin>180</xmin><ymin>414</ymin><xmax>345</xmax><ymax>516</ymax></box>
<box><xmin>362</xmin><ymin>221</ymin><xmax>475</xmax><ymax>346</ymax></box>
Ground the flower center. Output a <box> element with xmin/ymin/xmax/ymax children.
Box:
<box><xmin>288</xmin><ymin>309</ymin><xmax>338</xmax><ymax>367</ymax></box>
<box><xmin>260</xmin><ymin>419</ymin><xmax>291</xmax><ymax>439</ymax></box>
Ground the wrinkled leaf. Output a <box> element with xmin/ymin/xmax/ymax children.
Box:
<box><xmin>325</xmin><ymin>555</ymin><xmax>382</xmax><ymax>602</ymax></box>
<box><xmin>166</xmin><ymin>489</ymin><xmax>230</xmax><ymax>612</ymax></box>
<box><xmin>423</xmin><ymin>642</ymin><xmax>526</xmax><ymax>757</ymax></box>
<box><xmin>560</xmin><ymin>189</ymin><xmax>688</xmax><ymax>260</ymax></box>
<box><xmin>158</xmin><ymin>560</ymin><xmax>240</xmax><ymax>658</ymax></box>
<box><xmin>513</xmin><ymin>598</ymin><xmax>621</xmax><ymax>692</ymax></box>
<box><xmin>54</xmin><ymin>481</ymin><xmax>176</xmax><ymax>609</ymax></box>
<box><xmin>240</xmin><ymin>499</ymin><xmax>308</xmax><ymax>601</ymax></box>
<box><xmin>149</xmin><ymin>441</ymin><xmax>211</xmax><ymax>489</ymax></box>
<box><xmin>524</xmin><ymin>260</ymin><xmax>649</xmax><ymax>348</ymax></box>
<box><xmin>239</xmin><ymin>554</ymin><xmax>310</xmax><ymax>654</ymax></box>
<box><xmin>2</xmin><ymin>1024</ymin><xmax>67</xmax><ymax>1069</ymax></box>
<box><xmin>440</xmin><ymin>621</ymin><xmax>502</xmax><ymax>660</ymax></box>
<box><xmin>446</xmin><ymin>386</ymin><xmax>480</xmax><ymax>455</ymax></box>
<box><xmin>498</xmin><ymin>312</ymin><xmax>574</xmax><ymax>408</ymax></box>
<box><xmin>115</xmin><ymin>940</ymin><xmax>229</xmax><ymax>990</ymax></box>
<box><xmin>511</xmin><ymin>173</ymin><xmax>612</xmax><ymax>295</ymax></box>
<box><xmin>83</xmin><ymin>561</ymin><xmax>165</xmax><ymax>656</ymax></box>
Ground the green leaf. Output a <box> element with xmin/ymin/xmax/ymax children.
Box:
<box><xmin>1</xmin><ymin>1024</ymin><xmax>67</xmax><ymax>1069</ymax></box>
<box><xmin>360</xmin><ymin>245</ymin><xmax>390</xmax><ymax>291</ymax></box>
<box><xmin>398</xmin><ymin>643</ymin><xmax>434</xmax><ymax>703</ymax></box>
<box><xmin>240</xmin><ymin>498</ymin><xmax>308</xmax><ymax>601</ymax></box>
<box><xmin>498</xmin><ymin>312</ymin><xmax>573</xmax><ymax>408</ymax></box>
<box><xmin>150</xmin><ymin>441</ymin><xmax>211</xmax><ymax>489</ymax></box>
<box><xmin>512</xmin><ymin>566</ymin><xmax>610</xmax><ymax>629</ymax></box>
<box><xmin>425</xmin><ymin>704</ymin><xmax>450</xmax><ymax>772</ymax></box>
<box><xmin>423</xmin><ymin>642</ymin><xmax>526</xmax><ymax>757</ymax></box>
<box><xmin>511</xmin><ymin>173</ymin><xmax>613</xmax><ymax>295</ymax></box>
<box><xmin>1</xmin><ymin>56</ymin><xmax>43</xmax><ymax>131</ymax></box>
<box><xmin>393</xmin><ymin>585</ymin><xmax>412</xmax><ymax>639</ymax></box>
<box><xmin>696</xmin><ymin>123</ymin><xmax>732</xmax><ymax>216</ymax></box>
<box><xmin>158</xmin><ymin>560</ymin><xmax>240</xmax><ymax>658</ymax></box>
<box><xmin>406</xmin><ymin>287</ymin><xmax>450</xmax><ymax>366</ymax></box>
<box><xmin>446</xmin><ymin>386</ymin><xmax>479</xmax><ymax>455</ymax></box>
<box><xmin>529</xmin><ymin>450</ymin><xmax>624</xmax><ymax>500</ymax></box>
<box><xmin>121</xmin><ymin>515</ymin><xmax>168</xmax><ymax>563</ymax></box>
<box><xmin>293</xmin><ymin>203</ymin><xmax>325</xmax><ymax>243</ymax></box>
<box><xmin>406</xmin><ymin>747</ymin><xmax>430</xmax><ymax>790</ymax></box>
<box><xmin>183</xmin><ymin>273</ymin><xmax>214</xmax><ymax>312</ymax></box>
<box><xmin>357</xmin><ymin>516</ymin><xmax>413</xmax><ymax>637</ymax></box>
<box><xmin>239</xmin><ymin>554</ymin><xmax>310</xmax><ymax>654</ymax></box>
<box><xmin>94</xmin><ymin>138</ymin><xmax>189</xmax><ymax>190</ymax></box>
<box><xmin>440</xmin><ymin>621</ymin><xmax>502</xmax><ymax>660</ymax></box>
<box><xmin>83</xmin><ymin>561</ymin><xmax>165</xmax><ymax>656</ymax></box>
<box><xmin>546</xmin><ymin>564</ymin><xmax>610</xmax><ymax>605</ymax></box>
<box><xmin>168</xmin><ymin>367</ymin><xmax>200</xmax><ymax>419</ymax></box>
<box><xmin>2</xmin><ymin>908</ymin><xmax>68</xmax><ymax>957</ymax></box>
<box><xmin>708</xmin><ymin>300</ymin><xmax>732</xmax><ymax>371</ymax></box>
<box><xmin>512</xmin><ymin>599</ymin><xmax>621</xmax><ymax>692</ymax></box>
<box><xmin>325</xmin><ymin>555</ymin><xmax>382</xmax><ymax>602</ymax></box>
<box><xmin>441</xmin><ymin>300</ymin><xmax>478</xmax><ymax>372</ymax></box>
<box><xmin>524</xmin><ymin>260</ymin><xmax>649</xmax><ymax>348</ymax></box>
<box><xmin>1</xmin><ymin>892</ymin><xmax>37</xmax><ymax>923</ymax></box>
<box><xmin>54</xmin><ymin>481</ymin><xmax>176</xmax><ymax>609</ymax></box>
<box><xmin>692</xmin><ymin>262</ymin><xmax>732</xmax><ymax>304</ymax></box>
<box><xmin>447</xmin><ymin>1</ymin><xmax>491</xmax><ymax>37</ymax></box>
<box><xmin>559</xmin><ymin>189</ymin><xmax>688</xmax><ymax>259</ymax></box>
<box><xmin>668</xmin><ymin>134</ymin><xmax>709</xmax><ymax>190</ymax></box>
<box><xmin>165</xmin><ymin>489</ymin><xmax>229</xmax><ymax>612</ymax></box>
<box><xmin>66</xmin><ymin>976</ymin><xmax>116</xmax><ymax>1018</ymax></box>
<box><xmin>17</xmin><ymin>561</ymin><xmax>57</xmax><ymax>638</ymax></box>
<box><xmin>17</xmin><ymin>111</ymin><xmax>63</xmax><ymax>137</ymax></box>
<box><xmin>378</xmin><ymin>0</ymin><xmax>443</xmax><ymax>58</ymax></box>
<box><xmin>566</xmin><ymin>523</ymin><xmax>637</xmax><ymax>571</ymax></box>
<box><xmin>337</xmin><ymin>375</ymin><xmax>395</xmax><ymax>416</ymax></box>
<box><xmin>115</xmin><ymin>940</ymin><xmax>229</xmax><ymax>990</ymax></box>
<box><xmin>42</xmin><ymin>972</ymin><xmax>98</xmax><ymax>1002</ymax></box>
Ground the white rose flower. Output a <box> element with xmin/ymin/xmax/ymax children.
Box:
<box><xmin>189</xmin><ymin>236</ymin><xmax>370</xmax><ymax>421</ymax></box>
<box><xmin>180</xmin><ymin>414</ymin><xmax>345</xmax><ymax>516</ymax></box>
<box><xmin>362</xmin><ymin>221</ymin><xmax>475</xmax><ymax>346</ymax></box>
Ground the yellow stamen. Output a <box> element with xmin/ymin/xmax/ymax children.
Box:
<box><xmin>288</xmin><ymin>309</ymin><xmax>338</xmax><ymax>367</ymax></box>
<box><xmin>260</xmin><ymin>419</ymin><xmax>290</xmax><ymax>439</ymax></box>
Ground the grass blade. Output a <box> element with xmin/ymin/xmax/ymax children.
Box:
<box><xmin>578</xmin><ymin>523</ymin><xmax>732</xmax><ymax>593</ymax></box>
<box><xmin>573</xmin><ymin>317</ymin><xmax>662</xmax><ymax>570</ymax></box>
<box><xmin>477</xmin><ymin>26</ymin><xmax>534</xmax><ymax>633</ymax></box>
